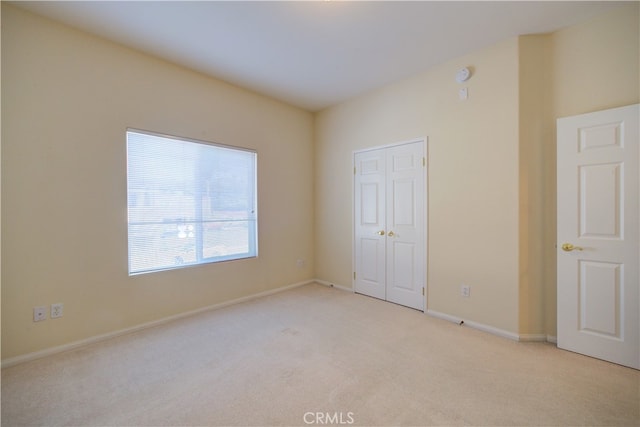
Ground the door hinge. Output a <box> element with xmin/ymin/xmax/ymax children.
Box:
<box><xmin>422</xmin><ymin>287</ymin><xmax>425</xmax><ymax>296</ymax></box>
<box><xmin>423</xmin><ymin>157</ymin><xmax>426</xmax><ymax>167</ymax></box>
<box><xmin>354</xmin><ymin>272</ymin><xmax>356</xmax><ymax>280</ymax></box>
<box><xmin>354</xmin><ymin>166</ymin><xmax>356</xmax><ymax>175</ymax></box>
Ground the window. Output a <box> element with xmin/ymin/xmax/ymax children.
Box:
<box><xmin>126</xmin><ymin>129</ymin><xmax>257</xmax><ymax>275</ymax></box>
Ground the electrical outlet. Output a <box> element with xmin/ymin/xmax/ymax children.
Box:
<box><xmin>461</xmin><ymin>285</ymin><xmax>471</xmax><ymax>298</ymax></box>
<box><xmin>51</xmin><ymin>303</ymin><xmax>64</xmax><ymax>319</ymax></box>
<box><xmin>33</xmin><ymin>306</ymin><xmax>47</xmax><ymax>322</ymax></box>
<box><xmin>296</xmin><ymin>259</ymin><xmax>305</xmax><ymax>268</ymax></box>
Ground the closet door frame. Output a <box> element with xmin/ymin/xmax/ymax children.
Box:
<box><xmin>353</xmin><ymin>137</ymin><xmax>427</xmax><ymax>311</ymax></box>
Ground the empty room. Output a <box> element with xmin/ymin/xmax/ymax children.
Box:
<box><xmin>1</xmin><ymin>1</ymin><xmax>639</xmax><ymax>426</ymax></box>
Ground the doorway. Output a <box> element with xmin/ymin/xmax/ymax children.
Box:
<box><xmin>353</xmin><ymin>139</ymin><xmax>426</xmax><ymax>311</ymax></box>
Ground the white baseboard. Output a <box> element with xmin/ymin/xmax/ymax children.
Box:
<box><xmin>426</xmin><ymin>309</ymin><xmax>521</xmax><ymax>341</ymax></box>
<box><xmin>519</xmin><ymin>334</ymin><xmax>549</xmax><ymax>342</ymax></box>
<box><xmin>314</xmin><ymin>279</ymin><xmax>353</xmax><ymax>293</ymax></box>
<box><xmin>427</xmin><ymin>309</ymin><xmax>558</xmax><ymax>343</ymax></box>
<box><xmin>1</xmin><ymin>279</ymin><xmax>315</xmax><ymax>369</ymax></box>
<box><xmin>5</xmin><ymin>280</ymin><xmax>557</xmax><ymax>368</ymax></box>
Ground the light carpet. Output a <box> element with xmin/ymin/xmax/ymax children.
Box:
<box><xmin>2</xmin><ymin>283</ymin><xmax>639</xmax><ymax>426</ymax></box>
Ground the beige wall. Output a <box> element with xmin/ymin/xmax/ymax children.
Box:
<box><xmin>542</xmin><ymin>3</ymin><xmax>640</xmax><ymax>337</ymax></box>
<box><xmin>316</xmin><ymin>38</ymin><xmax>522</xmax><ymax>334</ymax></box>
<box><xmin>2</xmin><ymin>2</ymin><xmax>638</xmax><ymax>361</ymax></box>
<box><xmin>1</xmin><ymin>5</ymin><xmax>315</xmax><ymax>360</ymax></box>
<box><xmin>315</xmin><ymin>3</ymin><xmax>639</xmax><ymax>338</ymax></box>
<box><xmin>518</xmin><ymin>35</ymin><xmax>552</xmax><ymax>337</ymax></box>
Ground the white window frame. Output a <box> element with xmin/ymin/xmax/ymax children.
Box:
<box><xmin>126</xmin><ymin>129</ymin><xmax>258</xmax><ymax>275</ymax></box>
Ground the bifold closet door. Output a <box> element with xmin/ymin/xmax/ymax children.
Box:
<box><xmin>354</xmin><ymin>141</ymin><xmax>426</xmax><ymax>311</ymax></box>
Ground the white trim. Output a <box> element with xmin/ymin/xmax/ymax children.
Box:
<box><xmin>127</xmin><ymin>127</ymin><xmax>255</xmax><ymax>154</ymax></box>
<box><xmin>427</xmin><ymin>310</ymin><xmax>560</xmax><ymax>343</ymax></box>
<box><xmin>426</xmin><ymin>309</ymin><xmax>521</xmax><ymax>341</ymax></box>
<box><xmin>315</xmin><ymin>279</ymin><xmax>353</xmax><ymax>293</ymax></box>
<box><xmin>352</xmin><ymin>136</ymin><xmax>428</xmax><ymax>155</ymax></box>
<box><xmin>519</xmin><ymin>334</ymin><xmax>549</xmax><ymax>342</ymax></box>
<box><xmin>1</xmin><ymin>280</ymin><xmax>314</xmax><ymax>369</ymax></box>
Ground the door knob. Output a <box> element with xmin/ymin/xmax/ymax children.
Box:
<box><xmin>561</xmin><ymin>243</ymin><xmax>583</xmax><ymax>252</ymax></box>
<box><xmin>387</xmin><ymin>231</ymin><xmax>395</xmax><ymax>237</ymax></box>
<box><xmin>376</xmin><ymin>230</ymin><xmax>385</xmax><ymax>236</ymax></box>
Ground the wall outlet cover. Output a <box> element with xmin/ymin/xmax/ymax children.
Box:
<box><xmin>51</xmin><ymin>303</ymin><xmax>64</xmax><ymax>319</ymax></box>
<box><xmin>34</xmin><ymin>306</ymin><xmax>47</xmax><ymax>322</ymax></box>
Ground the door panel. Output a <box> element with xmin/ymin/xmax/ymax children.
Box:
<box><xmin>579</xmin><ymin>163</ymin><xmax>621</xmax><ymax>238</ymax></box>
<box><xmin>579</xmin><ymin>261</ymin><xmax>621</xmax><ymax>338</ymax></box>
<box><xmin>361</xmin><ymin>183</ymin><xmax>381</xmax><ymax>225</ymax></box>
<box><xmin>360</xmin><ymin>238</ymin><xmax>383</xmax><ymax>283</ymax></box>
<box><xmin>392</xmin><ymin>179</ymin><xmax>415</xmax><ymax>225</ymax></box>
<box><xmin>557</xmin><ymin>104</ymin><xmax>639</xmax><ymax>369</ymax></box>
<box><xmin>391</xmin><ymin>242</ymin><xmax>415</xmax><ymax>290</ymax></box>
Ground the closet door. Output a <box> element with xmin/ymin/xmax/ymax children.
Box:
<box><xmin>354</xmin><ymin>148</ymin><xmax>387</xmax><ymax>300</ymax></box>
<box><xmin>385</xmin><ymin>143</ymin><xmax>425</xmax><ymax>310</ymax></box>
<box><xmin>354</xmin><ymin>140</ymin><xmax>426</xmax><ymax>311</ymax></box>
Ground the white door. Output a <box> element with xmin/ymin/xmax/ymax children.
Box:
<box><xmin>354</xmin><ymin>147</ymin><xmax>387</xmax><ymax>300</ymax></box>
<box><xmin>354</xmin><ymin>140</ymin><xmax>426</xmax><ymax>311</ymax></box>
<box><xmin>557</xmin><ymin>104</ymin><xmax>639</xmax><ymax>370</ymax></box>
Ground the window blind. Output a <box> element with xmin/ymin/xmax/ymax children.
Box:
<box><xmin>126</xmin><ymin>130</ymin><xmax>257</xmax><ymax>275</ymax></box>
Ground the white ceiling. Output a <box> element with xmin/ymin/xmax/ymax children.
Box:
<box><xmin>14</xmin><ymin>1</ymin><xmax>622</xmax><ymax>112</ymax></box>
